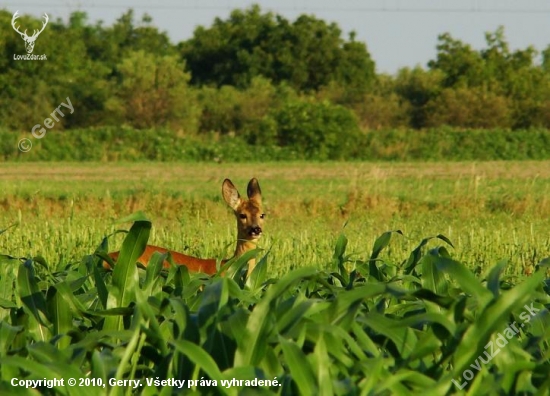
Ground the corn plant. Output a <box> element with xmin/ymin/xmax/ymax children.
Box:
<box><xmin>0</xmin><ymin>213</ymin><xmax>549</xmax><ymax>395</ymax></box>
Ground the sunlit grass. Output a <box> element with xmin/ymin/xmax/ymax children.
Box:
<box><xmin>1</xmin><ymin>161</ymin><xmax>549</xmax><ymax>278</ymax></box>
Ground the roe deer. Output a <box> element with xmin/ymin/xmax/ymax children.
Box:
<box><xmin>105</xmin><ymin>178</ymin><xmax>265</xmax><ymax>277</ymax></box>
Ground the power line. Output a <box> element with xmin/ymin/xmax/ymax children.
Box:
<box><xmin>4</xmin><ymin>2</ymin><xmax>550</xmax><ymax>14</ymax></box>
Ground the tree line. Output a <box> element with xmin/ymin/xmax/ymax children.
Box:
<box><xmin>2</xmin><ymin>6</ymin><xmax>550</xmax><ymax>159</ymax></box>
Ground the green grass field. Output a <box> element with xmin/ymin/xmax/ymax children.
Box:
<box><xmin>1</xmin><ymin>161</ymin><xmax>549</xmax><ymax>277</ymax></box>
<box><xmin>1</xmin><ymin>161</ymin><xmax>549</xmax><ymax>394</ymax></box>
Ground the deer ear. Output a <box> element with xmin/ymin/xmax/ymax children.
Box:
<box><xmin>247</xmin><ymin>178</ymin><xmax>262</xmax><ymax>202</ymax></box>
<box><xmin>222</xmin><ymin>179</ymin><xmax>241</xmax><ymax>210</ymax></box>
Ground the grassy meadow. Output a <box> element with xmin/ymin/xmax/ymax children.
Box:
<box><xmin>1</xmin><ymin>161</ymin><xmax>549</xmax><ymax>277</ymax></box>
<box><xmin>1</xmin><ymin>161</ymin><xmax>549</xmax><ymax>395</ymax></box>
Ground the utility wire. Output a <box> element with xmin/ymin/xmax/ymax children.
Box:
<box><xmin>4</xmin><ymin>2</ymin><xmax>550</xmax><ymax>14</ymax></box>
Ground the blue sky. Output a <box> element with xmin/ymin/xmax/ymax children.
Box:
<box><xmin>5</xmin><ymin>0</ymin><xmax>550</xmax><ymax>74</ymax></box>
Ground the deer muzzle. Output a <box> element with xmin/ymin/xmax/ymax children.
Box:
<box><xmin>249</xmin><ymin>226</ymin><xmax>262</xmax><ymax>238</ymax></box>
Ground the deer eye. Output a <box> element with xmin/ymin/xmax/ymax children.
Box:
<box><xmin>239</xmin><ymin>214</ymin><xmax>247</xmax><ymax>219</ymax></box>
<box><xmin>260</xmin><ymin>214</ymin><xmax>266</xmax><ymax>219</ymax></box>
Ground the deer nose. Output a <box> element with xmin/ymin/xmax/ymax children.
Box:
<box><xmin>250</xmin><ymin>226</ymin><xmax>262</xmax><ymax>236</ymax></box>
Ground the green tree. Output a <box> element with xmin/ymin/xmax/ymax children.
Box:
<box><xmin>180</xmin><ymin>5</ymin><xmax>375</xmax><ymax>92</ymax></box>
<box><xmin>427</xmin><ymin>27</ymin><xmax>550</xmax><ymax>128</ymax></box>
<box><xmin>428</xmin><ymin>32</ymin><xmax>484</xmax><ymax>88</ymax></box>
<box><xmin>352</xmin><ymin>78</ymin><xmax>411</xmax><ymax>130</ymax></box>
<box><xmin>197</xmin><ymin>85</ymin><xmax>243</xmax><ymax>135</ymax></box>
<box><xmin>394</xmin><ymin>67</ymin><xmax>443</xmax><ymax>128</ymax></box>
<box><xmin>108</xmin><ymin>50</ymin><xmax>199</xmax><ymax>131</ymax></box>
<box><xmin>196</xmin><ymin>77</ymin><xmax>294</xmax><ymax>145</ymax></box>
<box><xmin>0</xmin><ymin>10</ymin><xmax>110</xmax><ymax>130</ymax></box>
<box><xmin>84</xmin><ymin>10</ymin><xmax>176</xmax><ymax>70</ymax></box>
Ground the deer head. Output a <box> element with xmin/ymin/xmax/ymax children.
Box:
<box><xmin>223</xmin><ymin>178</ymin><xmax>265</xmax><ymax>242</ymax></box>
<box><xmin>12</xmin><ymin>11</ymin><xmax>49</xmax><ymax>54</ymax></box>
<box><xmin>222</xmin><ymin>178</ymin><xmax>265</xmax><ymax>275</ymax></box>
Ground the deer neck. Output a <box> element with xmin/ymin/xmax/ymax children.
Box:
<box><xmin>234</xmin><ymin>239</ymin><xmax>258</xmax><ymax>275</ymax></box>
<box><xmin>234</xmin><ymin>239</ymin><xmax>257</xmax><ymax>258</ymax></box>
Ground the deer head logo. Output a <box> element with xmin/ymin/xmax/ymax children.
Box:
<box><xmin>11</xmin><ymin>11</ymin><xmax>49</xmax><ymax>54</ymax></box>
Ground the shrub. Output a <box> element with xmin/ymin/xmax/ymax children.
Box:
<box><xmin>270</xmin><ymin>99</ymin><xmax>362</xmax><ymax>160</ymax></box>
<box><xmin>3</xmin><ymin>126</ymin><xmax>550</xmax><ymax>162</ymax></box>
<box><xmin>317</xmin><ymin>78</ymin><xmax>411</xmax><ymax>130</ymax></box>
<box><xmin>108</xmin><ymin>50</ymin><xmax>200</xmax><ymax>132</ymax></box>
<box><xmin>425</xmin><ymin>86</ymin><xmax>513</xmax><ymax>129</ymax></box>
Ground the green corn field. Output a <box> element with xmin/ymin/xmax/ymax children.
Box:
<box><xmin>0</xmin><ymin>162</ymin><xmax>549</xmax><ymax>395</ymax></box>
